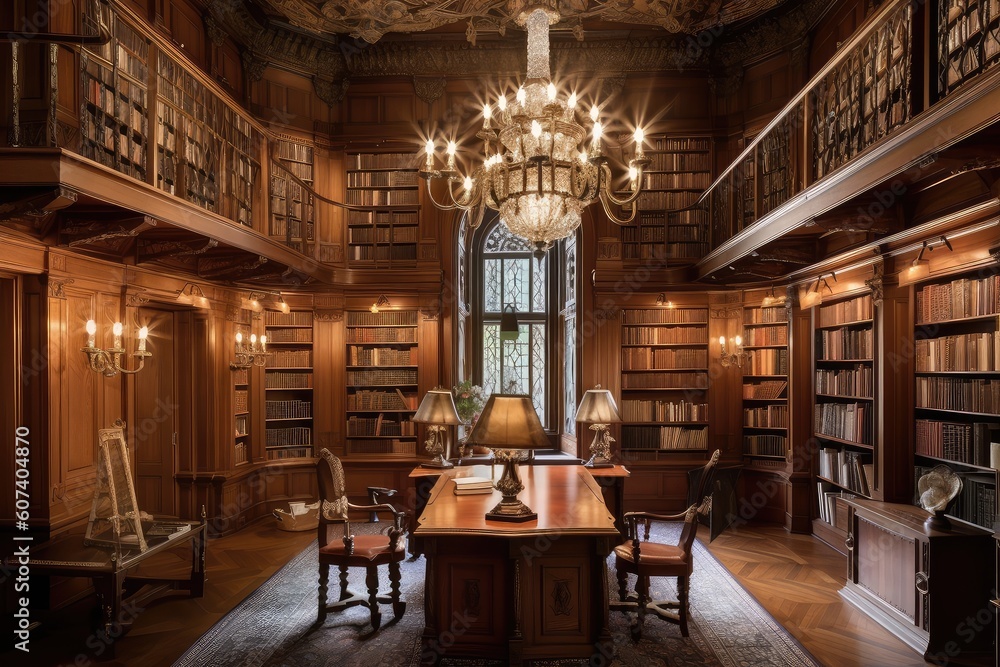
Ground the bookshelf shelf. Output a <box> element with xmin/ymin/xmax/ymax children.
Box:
<box><xmin>742</xmin><ymin>304</ymin><xmax>790</xmax><ymax>463</ymax></box>
<box><xmin>913</xmin><ymin>272</ymin><xmax>1000</xmax><ymax>530</ymax></box>
<box><xmin>232</xmin><ymin>361</ymin><xmax>250</xmax><ymax>467</ymax></box>
<box><xmin>263</xmin><ymin>311</ymin><xmax>314</xmax><ymax>461</ymax></box>
<box><xmin>270</xmin><ymin>140</ymin><xmax>315</xmax><ymax>254</ymax></box>
<box><xmin>619</xmin><ymin>306</ymin><xmax>709</xmax><ymax>460</ymax></box>
<box><xmin>345</xmin><ymin>308</ymin><xmax>420</xmax><ymax>459</ymax></box>
<box><xmin>346</xmin><ymin>153</ymin><xmax>420</xmax><ymax>266</ymax></box>
<box><xmin>815</xmin><ymin>434</ymin><xmax>874</xmax><ymax>449</ymax></box>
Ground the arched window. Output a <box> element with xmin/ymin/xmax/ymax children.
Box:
<box><xmin>471</xmin><ymin>218</ymin><xmax>559</xmax><ymax>429</ymax></box>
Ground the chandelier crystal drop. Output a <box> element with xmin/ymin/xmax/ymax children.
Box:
<box><xmin>419</xmin><ymin>4</ymin><xmax>649</xmax><ymax>256</ymax></box>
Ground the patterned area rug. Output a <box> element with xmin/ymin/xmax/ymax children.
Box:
<box><xmin>174</xmin><ymin>523</ymin><xmax>818</xmax><ymax>667</ymax></box>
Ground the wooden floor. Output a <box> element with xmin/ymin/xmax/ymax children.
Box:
<box><xmin>4</xmin><ymin>520</ymin><xmax>934</xmax><ymax>667</ymax></box>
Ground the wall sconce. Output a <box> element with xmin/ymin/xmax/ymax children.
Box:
<box><xmin>500</xmin><ymin>304</ymin><xmax>520</xmax><ymax>341</ymax></box>
<box><xmin>655</xmin><ymin>293</ymin><xmax>673</xmax><ymax>308</ymax></box>
<box><xmin>900</xmin><ymin>235</ymin><xmax>952</xmax><ymax>286</ymax></box>
<box><xmin>83</xmin><ymin>319</ymin><xmax>150</xmax><ymax>377</ymax></box>
<box><xmin>760</xmin><ymin>285</ymin><xmax>786</xmax><ymax>307</ymax></box>
<box><xmin>718</xmin><ymin>335</ymin><xmax>750</xmax><ymax>369</ymax></box>
<box><xmin>370</xmin><ymin>294</ymin><xmax>391</xmax><ymax>314</ymax></box>
<box><xmin>230</xmin><ymin>331</ymin><xmax>269</xmax><ymax>370</ymax></box>
<box><xmin>274</xmin><ymin>293</ymin><xmax>291</xmax><ymax>314</ymax></box>
<box><xmin>240</xmin><ymin>292</ymin><xmax>265</xmax><ymax>313</ymax></box>
<box><xmin>799</xmin><ymin>272</ymin><xmax>836</xmax><ymax>309</ymax></box>
<box><xmin>176</xmin><ymin>283</ymin><xmax>210</xmax><ymax>309</ymax></box>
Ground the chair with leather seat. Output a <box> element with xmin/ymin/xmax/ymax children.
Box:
<box><xmin>316</xmin><ymin>448</ymin><xmax>406</xmax><ymax>630</ymax></box>
<box><xmin>611</xmin><ymin>449</ymin><xmax>719</xmax><ymax>639</ymax></box>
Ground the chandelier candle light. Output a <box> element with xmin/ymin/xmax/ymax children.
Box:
<box><xmin>419</xmin><ymin>4</ymin><xmax>649</xmax><ymax>256</ymax></box>
<box><xmin>82</xmin><ymin>319</ymin><xmax>151</xmax><ymax>376</ymax></box>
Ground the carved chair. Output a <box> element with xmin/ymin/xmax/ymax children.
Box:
<box><xmin>611</xmin><ymin>449</ymin><xmax>720</xmax><ymax>639</ymax></box>
<box><xmin>316</xmin><ymin>449</ymin><xmax>407</xmax><ymax>630</ymax></box>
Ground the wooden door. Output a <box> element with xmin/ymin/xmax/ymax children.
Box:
<box><xmin>134</xmin><ymin>307</ymin><xmax>178</xmax><ymax>515</ymax></box>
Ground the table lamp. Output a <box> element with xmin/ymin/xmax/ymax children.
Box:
<box><xmin>465</xmin><ymin>394</ymin><xmax>550</xmax><ymax>522</ymax></box>
<box><xmin>575</xmin><ymin>385</ymin><xmax>620</xmax><ymax>468</ymax></box>
<box><xmin>413</xmin><ymin>388</ymin><xmax>463</xmax><ymax>469</ymax></box>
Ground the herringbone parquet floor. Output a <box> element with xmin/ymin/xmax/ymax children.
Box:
<box><xmin>7</xmin><ymin>521</ymin><xmax>935</xmax><ymax>667</ymax></box>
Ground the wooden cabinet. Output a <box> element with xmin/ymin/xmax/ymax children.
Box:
<box><xmin>842</xmin><ymin>499</ymin><xmax>994</xmax><ymax>664</ymax></box>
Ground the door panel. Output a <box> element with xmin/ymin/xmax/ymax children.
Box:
<box><xmin>134</xmin><ymin>307</ymin><xmax>177</xmax><ymax>515</ymax></box>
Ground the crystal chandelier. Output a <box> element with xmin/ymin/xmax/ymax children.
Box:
<box><xmin>419</xmin><ymin>4</ymin><xmax>649</xmax><ymax>256</ymax></box>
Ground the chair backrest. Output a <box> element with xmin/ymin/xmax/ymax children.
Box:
<box><xmin>677</xmin><ymin>494</ymin><xmax>713</xmax><ymax>559</ymax></box>
<box><xmin>687</xmin><ymin>449</ymin><xmax>720</xmax><ymax>507</ymax></box>
<box><xmin>317</xmin><ymin>448</ymin><xmax>349</xmax><ymax>521</ymax></box>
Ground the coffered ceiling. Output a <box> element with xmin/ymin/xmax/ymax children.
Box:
<box><xmin>246</xmin><ymin>0</ymin><xmax>790</xmax><ymax>44</ymax></box>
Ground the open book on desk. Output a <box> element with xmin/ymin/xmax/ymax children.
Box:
<box><xmin>143</xmin><ymin>521</ymin><xmax>192</xmax><ymax>540</ymax></box>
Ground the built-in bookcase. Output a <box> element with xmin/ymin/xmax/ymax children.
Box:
<box><xmin>619</xmin><ymin>137</ymin><xmax>710</xmax><ymax>263</ymax></box>
<box><xmin>80</xmin><ymin>16</ymin><xmax>148</xmax><ymax>182</ymax></box>
<box><xmin>345</xmin><ymin>309</ymin><xmax>419</xmax><ymax>458</ymax></box>
<box><xmin>913</xmin><ymin>273</ymin><xmax>1000</xmax><ymax>530</ymax></box>
<box><xmin>619</xmin><ymin>306</ymin><xmax>709</xmax><ymax>461</ymax></box>
<box><xmin>270</xmin><ymin>140</ymin><xmax>315</xmax><ymax>253</ymax></box>
<box><xmin>741</xmin><ymin>303</ymin><xmax>790</xmax><ymax>468</ymax></box>
<box><xmin>813</xmin><ymin>293</ymin><xmax>876</xmax><ymax>533</ymax></box>
<box><xmin>264</xmin><ymin>310</ymin><xmax>314</xmax><ymax>460</ymax></box>
<box><xmin>346</xmin><ymin>153</ymin><xmax>420</xmax><ymax>266</ymax></box>
<box><xmin>938</xmin><ymin>0</ymin><xmax>1000</xmax><ymax>98</ymax></box>
<box><xmin>233</xmin><ymin>363</ymin><xmax>250</xmax><ymax>466</ymax></box>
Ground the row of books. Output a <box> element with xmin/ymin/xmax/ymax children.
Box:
<box><xmin>265</xmin><ymin>427</ymin><xmax>312</xmax><ymax>447</ymax></box>
<box><xmin>347</xmin><ymin>170</ymin><xmax>419</xmax><ymax>187</ymax></box>
<box><xmin>277</xmin><ymin>141</ymin><xmax>313</xmax><ymax>164</ymax></box>
<box><xmin>814</xmin><ymin>402</ymin><xmax>872</xmax><ymax>444</ymax></box>
<box><xmin>346</xmin><ymin>439</ymin><xmax>417</xmax><ymax>456</ymax></box>
<box><xmin>220</xmin><ymin>107</ymin><xmax>257</xmax><ymax>157</ymax></box>
<box><xmin>816</xmin><ymin>487</ymin><xmax>856</xmax><ymax>527</ymax></box>
<box><xmin>345</xmin><ymin>189</ymin><xmax>419</xmax><ymax>206</ymax></box>
<box><xmin>916</xmin><ymin>376</ymin><xmax>1000</xmax><ymax>413</ymax></box>
<box><xmin>348</xmin><ymin>389</ymin><xmax>416</xmax><ymax>411</ymax></box>
<box><xmin>671</xmin><ymin>209</ymin><xmax>709</xmax><ymax>225</ymax></box>
<box><xmin>622</xmin><ymin>309</ymin><xmax>708</xmax><ymax>325</ymax></box>
<box><xmin>917</xmin><ymin>275</ymin><xmax>1000</xmax><ymax>323</ymax></box>
<box><xmin>622</xmin><ymin>328</ymin><xmax>707</xmax><ymax>345</ymax></box>
<box><xmin>234</xmin><ymin>441</ymin><xmax>248</xmax><ymax>465</ymax></box>
<box><xmin>349</xmin><ymin>245</ymin><xmax>418</xmax><ymax>261</ymax></box>
<box><xmin>666</xmin><ymin>226</ymin><xmax>706</xmax><ymax>242</ymax></box>
<box><xmin>818</xmin><ymin>295</ymin><xmax>873</xmax><ymax>327</ymax></box>
<box><xmin>819</xmin><ymin>448</ymin><xmax>872</xmax><ymax>495</ymax></box>
<box><xmin>452</xmin><ymin>476</ymin><xmax>494</xmax><ymax>495</ymax></box>
<box><xmin>267</xmin><ymin>350</ymin><xmax>312</xmax><ymax>367</ymax></box>
<box><xmin>347</xmin><ymin>210</ymin><xmax>419</xmax><ymax>226</ymax></box>
<box><xmin>937</xmin><ymin>472</ymin><xmax>998</xmax><ymax>530</ymax></box>
<box><xmin>743</xmin><ymin>380</ymin><xmax>787</xmax><ymax>399</ymax></box>
<box><xmin>346</xmin><ymin>328</ymin><xmax>417</xmax><ymax>343</ymax></box>
<box><xmin>645</xmin><ymin>151</ymin><xmax>710</xmax><ymax>171</ymax></box>
<box><xmin>351</xmin><ymin>153</ymin><xmax>419</xmax><ymax>170</ymax></box>
<box><xmin>265</xmin><ymin>372</ymin><xmax>313</xmax><ymax>389</ymax></box>
<box><xmin>633</xmin><ymin>191</ymin><xmax>700</xmax><ymax>211</ymax></box>
<box><xmin>235</xmin><ymin>415</ymin><xmax>248</xmax><ymax>437</ymax></box>
<box><xmin>619</xmin><ymin>399</ymin><xmax>707</xmax><ymax>422</ymax></box>
<box><xmin>348</xmin><ymin>227</ymin><xmax>419</xmax><ymax>244</ymax></box>
<box><xmin>346</xmin><ymin>416</ymin><xmax>415</xmax><ymax>437</ymax></box>
<box><xmin>642</xmin><ymin>171</ymin><xmax>711</xmax><ymax>189</ymax></box>
<box><xmin>817</xmin><ymin>328</ymin><xmax>873</xmax><ymax>360</ymax></box>
<box><xmin>915</xmin><ymin>331</ymin><xmax>1000</xmax><ymax>372</ymax></box>
<box><xmin>622</xmin><ymin>243</ymin><xmax>704</xmax><ymax>260</ymax></box>
<box><xmin>621</xmin><ymin>425</ymin><xmax>708</xmax><ymax>450</ymax></box>
<box><xmin>816</xmin><ymin>366</ymin><xmax>873</xmax><ymax>397</ymax></box>
<box><xmin>266</xmin><ymin>399</ymin><xmax>312</xmax><ymax>420</ymax></box>
<box><xmin>622</xmin><ymin>372</ymin><xmax>708</xmax><ymax>390</ymax></box>
<box><xmin>234</xmin><ymin>390</ymin><xmax>248</xmax><ymax>413</ymax></box>
<box><xmin>265</xmin><ymin>328</ymin><xmax>312</xmax><ymax>342</ymax></box>
<box><xmin>742</xmin><ymin>325</ymin><xmax>787</xmax><ymax>345</ymax></box>
<box><xmin>915</xmin><ymin>419</ymin><xmax>998</xmax><ymax>467</ymax></box>
<box><xmin>348</xmin><ymin>346</ymin><xmax>413</xmax><ymax>366</ymax></box>
<box><xmin>747</xmin><ymin>349</ymin><xmax>788</xmax><ymax>375</ymax></box>
<box><xmin>744</xmin><ymin>404</ymin><xmax>789</xmax><ymax>428</ymax></box>
<box><xmin>278</xmin><ymin>161</ymin><xmax>314</xmax><ymax>182</ymax></box>
<box><xmin>269</xmin><ymin>219</ymin><xmax>313</xmax><ymax>241</ymax></box>
<box><xmin>347</xmin><ymin>369</ymin><xmax>417</xmax><ymax>385</ymax></box>
<box><xmin>621</xmin><ymin>348</ymin><xmax>707</xmax><ymax>370</ymax></box>
<box><xmin>743</xmin><ymin>435</ymin><xmax>786</xmax><ymax>457</ymax></box>
<box><xmin>267</xmin><ymin>446</ymin><xmax>312</xmax><ymax>460</ymax></box>
<box><xmin>649</xmin><ymin>138</ymin><xmax>711</xmax><ymax>152</ymax></box>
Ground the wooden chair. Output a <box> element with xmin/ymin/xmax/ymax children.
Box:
<box><xmin>611</xmin><ymin>450</ymin><xmax>720</xmax><ymax>640</ymax></box>
<box><xmin>316</xmin><ymin>448</ymin><xmax>406</xmax><ymax>630</ymax></box>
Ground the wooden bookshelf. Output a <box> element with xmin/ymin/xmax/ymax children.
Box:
<box><xmin>619</xmin><ymin>306</ymin><xmax>709</xmax><ymax>462</ymax></box>
<box><xmin>742</xmin><ymin>303</ymin><xmax>790</xmax><ymax>467</ymax></box>
<box><xmin>620</xmin><ymin>137</ymin><xmax>710</xmax><ymax>263</ymax></box>
<box><xmin>346</xmin><ymin>153</ymin><xmax>420</xmax><ymax>266</ymax></box>
<box><xmin>813</xmin><ymin>292</ymin><xmax>877</xmax><ymax>539</ymax></box>
<box><xmin>270</xmin><ymin>140</ymin><xmax>315</xmax><ymax>253</ymax></box>
<box><xmin>938</xmin><ymin>0</ymin><xmax>1000</xmax><ymax>98</ymax></box>
<box><xmin>912</xmin><ymin>271</ymin><xmax>1000</xmax><ymax>530</ymax></box>
<box><xmin>232</xmin><ymin>363</ymin><xmax>250</xmax><ymax>467</ymax></box>
<box><xmin>344</xmin><ymin>308</ymin><xmax>419</xmax><ymax>458</ymax></box>
<box><xmin>263</xmin><ymin>310</ymin><xmax>314</xmax><ymax>461</ymax></box>
<box><xmin>80</xmin><ymin>15</ymin><xmax>149</xmax><ymax>182</ymax></box>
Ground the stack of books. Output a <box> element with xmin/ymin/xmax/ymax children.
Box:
<box><xmin>453</xmin><ymin>476</ymin><xmax>494</xmax><ymax>495</ymax></box>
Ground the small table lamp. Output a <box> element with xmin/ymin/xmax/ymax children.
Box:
<box><xmin>575</xmin><ymin>385</ymin><xmax>621</xmax><ymax>468</ymax></box>
<box><xmin>413</xmin><ymin>388</ymin><xmax>463</xmax><ymax>469</ymax></box>
<box><xmin>465</xmin><ymin>394</ymin><xmax>550</xmax><ymax>522</ymax></box>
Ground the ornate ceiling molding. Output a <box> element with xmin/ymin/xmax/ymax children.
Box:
<box><xmin>712</xmin><ymin>0</ymin><xmax>828</xmax><ymax>68</ymax></box>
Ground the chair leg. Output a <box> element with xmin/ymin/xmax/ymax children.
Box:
<box><xmin>366</xmin><ymin>566</ymin><xmax>382</xmax><ymax>630</ymax></box>
<box><xmin>389</xmin><ymin>560</ymin><xmax>406</xmax><ymax>619</ymax></box>
<box><xmin>318</xmin><ymin>563</ymin><xmax>329</xmax><ymax>622</ymax></box>
<box><xmin>616</xmin><ymin>567</ymin><xmax>629</xmax><ymax>603</ymax></box>
<box><xmin>338</xmin><ymin>564</ymin><xmax>350</xmax><ymax>601</ymax></box>
<box><xmin>677</xmin><ymin>575</ymin><xmax>690</xmax><ymax>637</ymax></box>
<box><xmin>631</xmin><ymin>575</ymin><xmax>649</xmax><ymax>641</ymax></box>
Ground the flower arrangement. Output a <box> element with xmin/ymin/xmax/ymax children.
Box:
<box><xmin>452</xmin><ymin>380</ymin><xmax>486</xmax><ymax>426</ymax></box>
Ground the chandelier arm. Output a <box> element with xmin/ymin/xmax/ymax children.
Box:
<box><xmin>598</xmin><ymin>191</ymin><xmax>639</xmax><ymax>225</ymax></box>
<box><xmin>445</xmin><ymin>179</ymin><xmax>476</xmax><ymax>210</ymax></box>
<box><xmin>597</xmin><ymin>163</ymin><xmax>646</xmax><ymax>208</ymax></box>
<box><xmin>423</xmin><ymin>178</ymin><xmax>464</xmax><ymax>211</ymax></box>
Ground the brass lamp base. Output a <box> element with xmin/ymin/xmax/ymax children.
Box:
<box><xmin>485</xmin><ymin>449</ymin><xmax>536</xmax><ymax>523</ymax></box>
<box><xmin>583</xmin><ymin>424</ymin><xmax>614</xmax><ymax>469</ymax></box>
<box><xmin>583</xmin><ymin>455</ymin><xmax>613</xmax><ymax>469</ymax></box>
<box><xmin>421</xmin><ymin>455</ymin><xmax>454</xmax><ymax>469</ymax></box>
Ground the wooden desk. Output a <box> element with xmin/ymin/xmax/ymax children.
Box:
<box><xmin>6</xmin><ymin>516</ymin><xmax>206</xmax><ymax>657</ymax></box>
<box><xmin>415</xmin><ymin>465</ymin><xmax>619</xmax><ymax>666</ymax></box>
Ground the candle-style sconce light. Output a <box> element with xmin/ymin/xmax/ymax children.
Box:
<box><xmin>82</xmin><ymin>319</ymin><xmax>151</xmax><ymax>377</ymax></box>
